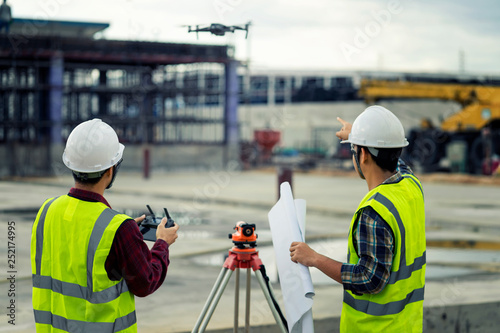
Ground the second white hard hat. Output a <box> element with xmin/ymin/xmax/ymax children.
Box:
<box><xmin>341</xmin><ymin>105</ymin><xmax>409</xmax><ymax>148</ymax></box>
<box><xmin>62</xmin><ymin>119</ymin><xmax>124</xmax><ymax>173</ymax></box>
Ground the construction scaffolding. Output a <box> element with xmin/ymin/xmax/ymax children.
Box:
<box><xmin>0</xmin><ymin>20</ymin><xmax>238</xmax><ymax>177</ymax></box>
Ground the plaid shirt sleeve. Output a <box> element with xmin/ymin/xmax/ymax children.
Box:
<box><xmin>105</xmin><ymin>220</ymin><xmax>170</xmax><ymax>297</ymax></box>
<box><xmin>340</xmin><ymin>206</ymin><xmax>394</xmax><ymax>295</ymax></box>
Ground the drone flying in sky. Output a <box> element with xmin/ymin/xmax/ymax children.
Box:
<box><xmin>186</xmin><ymin>22</ymin><xmax>251</xmax><ymax>39</ymax></box>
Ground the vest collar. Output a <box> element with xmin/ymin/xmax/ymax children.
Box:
<box><xmin>68</xmin><ymin>187</ymin><xmax>111</xmax><ymax>208</ymax></box>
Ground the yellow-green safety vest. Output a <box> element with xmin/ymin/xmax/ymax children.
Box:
<box><xmin>31</xmin><ymin>195</ymin><xmax>137</xmax><ymax>332</ymax></box>
<box><xmin>340</xmin><ymin>174</ymin><xmax>426</xmax><ymax>332</ymax></box>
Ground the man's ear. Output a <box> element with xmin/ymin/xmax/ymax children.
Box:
<box><xmin>359</xmin><ymin>147</ymin><xmax>369</xmax><ymax>163</ymax></box>
<box><xmin>358</xmin><ymin>147</ymin><xmax>367</xmax><ymax>163</ymax></box>
<box><xmin>103</xmin><ymin>167</ymin><xmax>113</xmax><ymax>180</ymax></box>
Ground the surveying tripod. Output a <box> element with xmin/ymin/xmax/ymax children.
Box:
<box><xmin>192</xmin><ymin>246</ymin><xmax>288</xmax><ymax>333</ymax></box>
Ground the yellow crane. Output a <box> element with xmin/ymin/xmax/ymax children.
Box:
<box><xmin>359</xmin><ymin>78</ymin><xmax>500</xmax><ymax>174</ymax></box>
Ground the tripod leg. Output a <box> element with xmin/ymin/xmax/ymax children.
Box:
<box><xmin>245</xmin><ymin>268</ymin><xmax>251</xmax><ymax>333</ymax></box>
<box><xmin>234</xmin><ymin>268</ymin><xmax>239</xmax><ymax>333</ymax></box>
<box><xmin>254</xmin><ymin>270</ymin><xmax>288</xmax><ymax>333</ymax></box>
<box><xmin>192</xmin><ymin>267</ymin><xmax>229</xmax><ymax>333</ymax></box>
<box><xmin>199</xmin><ymin>268</ymin><xmax>234</xmax><ymax>332</ymax></box>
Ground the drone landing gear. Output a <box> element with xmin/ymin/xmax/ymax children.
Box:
<box><xmin>192</xmin><ymin>247</ymin><xmax>287</xmax><ymax>333</ymax></box>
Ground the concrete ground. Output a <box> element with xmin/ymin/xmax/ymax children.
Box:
<box><xmin>0</xmin><ymin>168</ymin><xmax>499</xmax><ymax>332</ymax></box>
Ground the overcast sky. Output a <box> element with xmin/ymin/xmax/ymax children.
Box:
<box><xmin>11</xmin><ymin>0</ymin><xmax>500</xmax><ymax>74</ymax></box>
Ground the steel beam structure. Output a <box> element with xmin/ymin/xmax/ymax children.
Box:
<box><xmin>0</xmin><ymin>33</ymin><xmax>232</xmax><ymax>176</ymax></box>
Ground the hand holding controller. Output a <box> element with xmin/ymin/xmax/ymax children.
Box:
<box><xmin>139</xmin><ymin>205</ymin><xmax>179</xmax><ymax>242</ymax></box>
<box><xmin>156</xmin><ymin>217</ymin><xmax>179</xmax><ymax>245</ymax></box>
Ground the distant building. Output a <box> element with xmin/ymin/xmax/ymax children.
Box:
<box><xmin>0</xmin><ymin>18</ymin><xmax>237</xmax><ymax>177</ymax></box>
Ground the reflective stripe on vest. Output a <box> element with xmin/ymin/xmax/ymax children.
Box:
<box><xmin>368</xmin><ymin>192</ymin><xmax>426</xmax><ymax>286</ymax></box>
<box><xmin>32</xmin><ymin>197</ymin><xmax>136</xmax><ymax>332</ymax></box>
<box><xmin>344</xmin><ymin>287</ymin><xmax>425</xmax><ymax>316</ymax></box>
<box><xmin>34</xmin><ymin>309</ymin><xmax>136</xmax><ymax>333</ymax></box>
<box><xmin>34</xmin><ymin>197</ymin><xmax>57</xmax><ymax>277</ymax></box>
<box><xmin>402</xmin><ymin>174</ymin><xmax>424</xmax><ymax>198</ymax></box>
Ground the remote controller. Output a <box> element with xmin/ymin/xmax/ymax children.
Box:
<box><xmin>139</xmin><ymin>205</ymin><xmax>175</xmax><ymax>241</ymax></box>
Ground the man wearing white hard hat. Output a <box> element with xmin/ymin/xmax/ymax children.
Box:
<box><xmin>31</xmin><ymin>119</ymin><xmax>179</xmax><ymax>332</ymax></box>
<box><xmin>290</xmin><ymin>106</ymin><xmax>425</xmax><ymax>332</ymax></box>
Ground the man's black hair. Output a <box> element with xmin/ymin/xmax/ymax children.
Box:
<box><xmin>72</xmin><ymin>169</ymin><xmax>108</xmax><ymax>185</ymax></box>
<box><xmin>72</xmin><ymin>159</ymin><xmax>122</xmax><ymax>189</ymax></box>
<box><xmin>359</xmin><ymin>146</ymin><xmax>402</xmax><ymax>173</ymax></box>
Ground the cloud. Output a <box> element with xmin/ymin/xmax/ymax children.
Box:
<box><xmin>9</xmin><ymin>0</ymin><xmax>500</xmax><ymax>73</ymax></box>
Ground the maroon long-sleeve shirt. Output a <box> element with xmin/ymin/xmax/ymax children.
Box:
<box><xmin>68</xmin><ymin>187</ymin><xmax>169</xmax><ymax>297</ymax></box>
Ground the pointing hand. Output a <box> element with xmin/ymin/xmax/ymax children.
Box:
<box><xmin>335</xmin><ymin>117</ymin><xmax>352</xmax><ymax>141</ymax></box>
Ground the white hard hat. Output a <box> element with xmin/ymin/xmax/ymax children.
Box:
<box><xmin>62</xmin><ymin>119</ymin><xmax>124</xmax><ymax>173</ymax></box>
<box><xmin>341</xmin><ymin>105</ymin><xmax>409</xmax><ymax>148</ymax></box>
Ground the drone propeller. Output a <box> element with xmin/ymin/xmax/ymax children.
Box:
<box><xmin>244</xmin><ymin>21</ymin><xmax>251</xmax><ymax>39</ymax></box>
<box><xmin>231</xmin><ymin>21</ymin><xmax>251</xmax><ymax>38</ymax></box>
